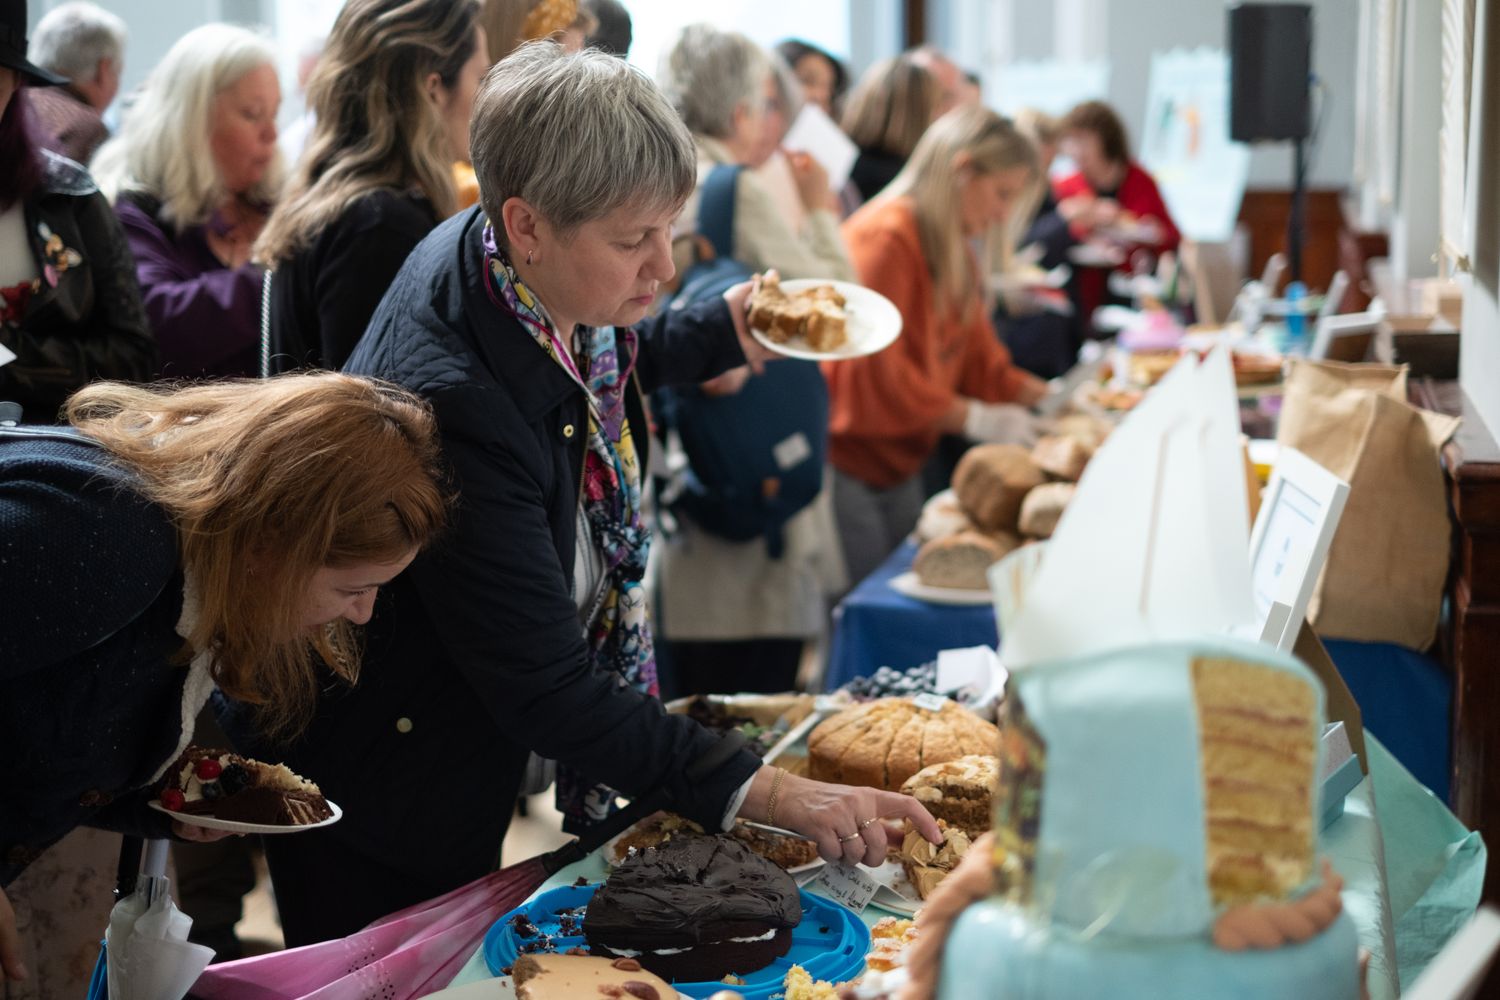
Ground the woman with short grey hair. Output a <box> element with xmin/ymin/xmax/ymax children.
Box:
<box><xmin>229</xmin><ymin>42</ymin><xmax>939</xmax><ymax>943</ymax></box>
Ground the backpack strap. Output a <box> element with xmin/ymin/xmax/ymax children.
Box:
<box><xmin>697</xmin><ymin>164</ymin><xmax>743</xmax><ymax>262</ymax></box>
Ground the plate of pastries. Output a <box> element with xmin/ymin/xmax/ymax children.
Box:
<box><xmin>748</xmin><ymin>275</ymin><xmax>902</xmax><ymax>361</ymax></box>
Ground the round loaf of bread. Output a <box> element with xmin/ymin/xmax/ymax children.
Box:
<box><xmin>915</xmin><ymin>489</ymin><xmax>972</xmax><ymax>542</ymax></box>
<box><xmin>807</xmin><ymin>697</ymin><xmax>1000</xmax><ymax>791</ymax></box>
<box><xmin>1030</xmin><ymin>434</ymin><xmax>1091</xmax><ymax>482</ymax></box>
<box><xmin>952</xmin><ymin>444</ymin><xmax>1045</xmax><ymax>532</ymax></box>
<box><xmin>913</xmin><ymin>529</ymin><xmax>1018</xmax><ymax>591</ymax></box>
<box><xmin>1018</xmin><ymin>482</ymin><xmax>1076</xmax><ymax>539</ymax></box>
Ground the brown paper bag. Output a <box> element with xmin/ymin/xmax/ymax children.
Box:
<box><xmin>1276</xmin><ymin>359</ymin><xmax>1460</xmax><ymax>649</ymax></box>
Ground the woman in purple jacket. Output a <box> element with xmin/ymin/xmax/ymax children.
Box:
<box><xmin>92</xmin><ymin>25</ymin><xmax>282</xmax><ymax>379</ymax></box>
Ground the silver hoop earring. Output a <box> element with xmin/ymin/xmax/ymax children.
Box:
<box><xmin>526</xmin><ymin>249</ymin><xmax>535</xmax><ymax>266</ymax></box>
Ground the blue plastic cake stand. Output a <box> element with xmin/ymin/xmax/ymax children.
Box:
<box><xmin>483</xmin><ymin>883</ymin><xmax>870</xmax><ymax>999</ymax></box>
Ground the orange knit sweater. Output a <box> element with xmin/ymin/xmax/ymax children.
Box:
<box><xmin>825</xmin><ymin>197</ymin><xmax>1029</xmax><ymax>488</ymax></box>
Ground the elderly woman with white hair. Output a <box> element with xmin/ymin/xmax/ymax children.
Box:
<box><xmin>93</xmin><ymin>24</ymin><xmax>282</xmax><ymax>379</ymax></box>
<box><xmin>660</xmin><ymin>23</ymin><xmax>852</xmax><ymax>283</ymax></box>
<box><xmin>222</xmin><ymin>42</ymin><xmax>940</xmax><ymax>946</ymax></box>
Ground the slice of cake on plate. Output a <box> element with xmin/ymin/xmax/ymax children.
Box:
<box><xmin>160</xmin><ymin>745</ymin><xmax>332</xmax><ymax>825</ymax></box>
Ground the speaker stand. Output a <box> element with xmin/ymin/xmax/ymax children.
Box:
<box><xmin>1287</xmin><ymin>137</ymin><xmax>1307</xmax><ymax>285</ymax></box>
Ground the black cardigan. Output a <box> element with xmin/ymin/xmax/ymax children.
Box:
<box><xmin>265</xmin><ymin>188</ymin><xmax>439</xmax><ymax>374</ymax></box>
<box><xmin>225</xmin><ymin>207</ymin><xmax>761</xmax><ymax>908</ymax></box>
<box><xmin>0</xmin><ymin>436</ymin><xmax>182</xmax><ymax>886</ymax></box>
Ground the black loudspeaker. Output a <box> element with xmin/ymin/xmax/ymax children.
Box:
<box><xmin>1228</xmin><ymin>4</ymin><xmax>1312</xmax><ymax>142</ymax></box>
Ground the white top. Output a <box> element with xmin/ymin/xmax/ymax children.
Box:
<box><xmin>0</xmin><ymin>203</ymin><xmax>38</xmax><ymax>288</ymax></box>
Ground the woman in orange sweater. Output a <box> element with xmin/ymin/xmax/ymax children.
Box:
<box><xmin>826</xmin><ymin>106</ymin><xmax>1048</xmax><ymax>585</ymax></box>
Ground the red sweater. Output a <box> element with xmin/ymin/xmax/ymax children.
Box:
<box><xmin>1053</xmin><ymin>162</ymin><xmax>1181</xmax><ymax>319</ymax></box>
<box><xmin>825</xmin><ymin>197</ymin><xmax>1029</xmax><ymax>489</ymax></box>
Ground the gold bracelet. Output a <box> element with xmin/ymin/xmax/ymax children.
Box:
<box><xmin>765</xmin><ymin>767</ymin><xmax>788</xmax><ymax>828</ymax></box>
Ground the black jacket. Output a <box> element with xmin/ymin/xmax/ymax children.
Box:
<box><xmin>265</xmin><ymin>188</ymin><xmax>438</xmax><ymax>374</ymax></box>
<box><xmin>0</xmin><ymin>152</ymin><xmax>156</xmax><ymax>422</ymax></box>
<box><xmin>225</xmin><ymin>207</ymin><xmax>762</xmax><ymax>931</ymax></box>
<box><xmin>0</xmin><ymin>436</ymin><xmax>182</xmax><ymax>886</ymax></box>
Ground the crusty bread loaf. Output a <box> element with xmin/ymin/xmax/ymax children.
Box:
<box><xmin>807</xmin><ymin>697</ymin><xmax>1000</xmax><ymax>791</ymax></box>
<box><xmin>913</xmin><ymin>529</ymin><xmax>1018</xmax><ymax>590</ymax></box>
<box><xmin>952</xmin><ymin>444</ymin><xmax>1045</xmax><ymax>532</ymax></box>
<box><xmin>1017</xmin><ymin>482</ymin><xmax>1076</xmax><ymax>539</ymax></box>
<box><xmin>1030</xmin><ymin>434</ymin><xmax>1091</xmax><ymax>482</ymax></box>
<box><xmin>1052</xmin><ymin>413</ymin><xmax>1112</xmax><ymax>453</ymax></box>
<box><xmin>914</xmin><ymin>489</ymin><xmax>972</xmax><ymax>542</ymax></box>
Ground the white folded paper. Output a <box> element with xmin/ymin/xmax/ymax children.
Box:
<box><xmin>991</xmin><ymin>348</ymin><xmax>1256</xmax><ymax>669</ymax></box>
<box><xmin>780</xmin><ymin>103</ymin><xmax>859</xmax><ymax>193</ymax></box>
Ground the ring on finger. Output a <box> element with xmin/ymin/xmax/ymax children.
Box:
<box><xmin>837</xmin><ymin>830</ymin><xmax>863</xmax><ymax>844</ymax></box>
<box><xmin>858</xmin><ymin>817</ymin><xmax>879</xmax><ymax>831</ymax></box>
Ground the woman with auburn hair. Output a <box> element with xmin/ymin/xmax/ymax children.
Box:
<box><xmin>0</xmin><ymin>372</ymin><xmax>448</xmax><ymax>981</ymax></box>
<box><xmin>258</xmin><ymin>0</ymin><xmax>487</xmax><ymax>373</ymax></box>
<box><xmin>1053</xmin><ymin>99</ymin><xmax>1180</xmax><ymax>323</ymax></box>
<box><xmin>827</xmin><ymin>106</ymin><xmax>1050</xmax><ymax>585</ymax></box>
<box><xmin>92</xmin><ymin>24</ymin><xmax>283</xmax><ymax>379</ymax></box>
<box><xmin>841</xmin><ymin>54</ymin><xmax>941</xmax><ymax>203</ymax></box>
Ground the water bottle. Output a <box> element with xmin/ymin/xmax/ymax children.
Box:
<box><xmin>1284</xmin><ymin>280</ymin><xmax>1308</xmax><ymax>353</ymax></box>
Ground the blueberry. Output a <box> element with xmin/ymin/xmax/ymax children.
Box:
<box><xmin>218</xmin><ymin>764</ymin><xmax>249</xmax><ymax>796</ymax></box>
<box><xmin>201</xmin><ymin>781</ymin><xmax>224</xmax><ymax>801</ymax></box>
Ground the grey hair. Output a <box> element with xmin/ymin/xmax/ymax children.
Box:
<box><xmin>657</xmin><ymin>23</ymin><xmax>770</xmax><ymax>140</ymax></box>
<box><xmin>92</xmin><ymin>24</ymin><xmax>283</xmax><ymax>228</ymax></box>
<box><xmin>29</xmin><ymin>2</ymin><xmax>127</xmax><ymax>81</ymax></box>
<box><xmin>471</xmin><ymin>41</ymin><xmax>696</xmax><ymax>242</ymax></box>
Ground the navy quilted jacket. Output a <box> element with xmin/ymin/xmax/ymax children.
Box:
<box><xmin>0</xmin><ymin>437</ymin><xmax>181</xmax><ymax>886</ymax></box>
<box><xmin>224</xmin><ymin>208</ymin><xmax>761</xmax><ymax>914</ymax></box>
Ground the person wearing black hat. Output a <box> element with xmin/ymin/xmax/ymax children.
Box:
<box><xmin>0</xmin><ymin>0</ymin><xmax>155</xmax><ymax>425</ymax></box>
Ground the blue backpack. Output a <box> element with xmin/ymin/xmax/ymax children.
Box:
<box><xmin>653</xmin><ymin>165</ymin><xmax>829</xmax><ymax>559</ymax></box>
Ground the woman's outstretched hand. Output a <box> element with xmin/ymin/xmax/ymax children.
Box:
<box><xmin>738</xmin><ymin>766</ymin><xmax>942</xmax><ymax>868</ymax></box>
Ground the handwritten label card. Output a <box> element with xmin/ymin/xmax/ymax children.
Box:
<box><xmin>810</xmin><ymin>862</ymin><xmax>881</xmax><ymax>914</ymax></box>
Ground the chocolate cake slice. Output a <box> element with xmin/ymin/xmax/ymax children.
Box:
<box><xmin>160</xmin><ymin>746</ymin><xmax>333</xmax><ymax>826</ymax></box>
<box><xmin>583</xmin><ymin>835</ymin><xmax>801</xmax><ymax>983</ymax></box>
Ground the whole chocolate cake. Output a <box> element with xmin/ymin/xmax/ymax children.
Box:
<box><xmin>160</xmin><ymin>746</ymin><xmax>332</xmax><ymax>826</ymax></box>
<box><xmin>583</xmin><ymin>835</ymin><xmax>801</xmax><ymax>982</ymax></box>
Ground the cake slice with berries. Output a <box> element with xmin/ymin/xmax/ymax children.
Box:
<box><xmin>159</xmin><ymin>746</ymin><xmax>333</xmax><ymax>826</ymax></box>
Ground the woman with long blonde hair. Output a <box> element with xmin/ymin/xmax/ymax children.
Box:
<box><xmin>0</xmin><ymin>372</ymin><xmax>448</xmax><ymax>978</ymax></box>
<box><xmin>825</xmin><ymin>106</ymin><xmax>1050</xmax><ymax>584</ymax></box>
<box><xmin>256</xmin><ymin>0</ymin><xmax>487</xmax><ymax>373</ymax></box>
<box><xmin>92</xmin><ymin>23</ymin><xmax>283</xmax><ymax>379</ymax></box>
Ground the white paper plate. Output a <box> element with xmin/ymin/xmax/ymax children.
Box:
<box><xmin>889</xmin><ymin>572</ymin><xmax>993</xmax><ymax>607</ymax></box>
<box><xmin>868</xmin><ymin>860</ymin><xmax>923</xmax><ymax>915</ymax></box>
<box><xmin>1068</xmin><ymin>242</ymin><xmax>1125</xmax><ymax>268</ymax></box>
<box><xmin>750</xmin><ymin>279</ymin><xmax>902</xmax><ymax>361</ymax></box>
<box><xmin>149</xmin><ymin>799</ymin><xmax>342</xmax><ymax>835</ymax></box>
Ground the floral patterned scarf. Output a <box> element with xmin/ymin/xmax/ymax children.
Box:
<box><xmin>481</xmin><ymin>223</ymin><xmax>657</xmax><ymax>831</ymax></box>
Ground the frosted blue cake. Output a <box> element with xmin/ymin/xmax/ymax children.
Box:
<box><xmin>936</xmin><ymin>638</ymin><xmax>1360</xmax><ymax>1000</ymax></box>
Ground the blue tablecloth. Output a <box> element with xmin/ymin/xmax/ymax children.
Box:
<box><xmin>825</xmin><ymin>541</ymin><xmax>996</xmax><ymax>691</ymax></box>
<box><xmin>826</xmin><ymin>542</ymin><xmax>1455</xmax><ymax>802</ymax></box>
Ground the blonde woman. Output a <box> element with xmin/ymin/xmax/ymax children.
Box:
<box><xmin>93</xmin><ymin>24</ymin><xmax>283</xmax><ymax>378</ymax></box>
<box><xmin>0</xmin><ymin>372</ymin><xmax>447</xmax><ymax>982</ymax></box>
<box><xmin>841</xmin><ymin>54</ymin><xmax>940</xmax><ymax>202</ymax></box>
<box><xmin>255</xmin><ymin>0</ymin><xmax>485</xmax><ymax>374</ymax></box>
<box><xmin>826</xmin><ymin>106</ymin><xmax>1050</xmax><ymax>584</ymax></box>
